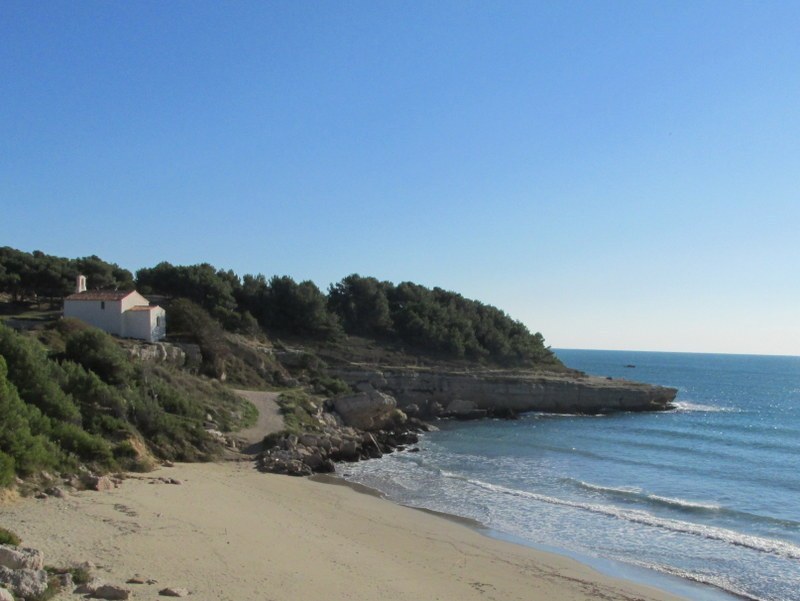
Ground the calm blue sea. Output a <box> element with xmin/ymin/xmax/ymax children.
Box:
<box><xmin>339</xmin><ymin>350</ymin><xmax>800</xmax><ymax>601</ymax></box>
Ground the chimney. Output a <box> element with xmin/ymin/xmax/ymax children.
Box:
<box><xmin>76</xmin><ymin>274</ymin><xmax>87</xmax><ymax>294</ymax></box>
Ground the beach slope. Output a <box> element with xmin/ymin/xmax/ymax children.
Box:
<box><xmin>2</xmin><ymin>462</ymin><xmax>683</xmax><ymax>601</ymax></box>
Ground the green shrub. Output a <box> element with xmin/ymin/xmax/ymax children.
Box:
<box><xmin>311</xmin><ymin>375</ymin><xmax>350</xmax><ymax>397</ymax></box>
<box><xmin>277</xmin><ymin>389</ymin><xmax>322</xmax><ymax>434</ymax></box>
<box><xmin>0</xmin><ymin>450</ymin><xmax>14</xmax><ymax>487</ymax></box>
<box><xmin>50</xmin><ymin>422</ymin><xmax>114</xmax><ymax>466</ymax></box>
<box><xmin>0</xmin><ymin>525</ymin><xmax>21</xmax><ymax>546</ymax></box>
<box><xmin>60</xmin><ymin>361</ymin><xmax>128</xmax><ymax>420</ymax></box>
<box><xmin>64</xmin><ymin>328</ymin><xmax>133</xmax><ymax>386</ymax></box>
<box><xmin>165</xmin><ymin>299</ymin><xmax>229</xmax><ymax>378</ymax></box>
<box><xmin>113</xmin><ymin>440</ymin><xmax>137</xmax><ymax>459</ymax></box>
<box><xmin>69</xmin><ymin>566</ymin><xmax>91</xmax><ymax>584</ymax></box>
<box><xmin>0</xmin><ymin>354</ymin><xmax>61</xmax><ymax>478</ymax></box>
<box><xmin>0</xmin><ymin>324</ymin><xmax>81</xmax><ymax>423</ymax></box>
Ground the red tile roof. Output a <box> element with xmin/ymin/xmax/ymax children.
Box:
<box><xmin>64</xmin><ymin>290</ymin><xmax>134</xmax><ymax>301</ymax></box>
<box><xmin>128</xmin><ymin>305</ymin><xmax>156</xmax><ymax>312</ymax></box>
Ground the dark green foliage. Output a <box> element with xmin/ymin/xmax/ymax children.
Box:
<box><xmin>0</xmin><ymin>326</ymin><xmax>80</xmax><ymax>424</ymax></box>
<box><xmin>3</xmin><ymin>246</ymin><xmax>554</xmax><ymax>367</ymax></box>
<box><xmin>59</xmin><ymin>361</ymin><xmax>129</xmax><ymax>424</ymax></box>
<box><xmin>0</xmin><ymin>451</ymin><xmax>15</xmax><ymax>488</ymax></box>
<box><xmin>327</xmin><ymin>275</ymin><xmax>560</xmax><ymax>367</ymax></box>
<box><xmin>0</xmin><ymin>354</ymin><xmax>61</xmax><ymax>478</ymax></box>
<box><xmin>0</xmin><ymin>247</ymin><xmax>132</xmax><ymax>303</ymax></box>
<box><xmin>50</xmin><ymin>422</ymin><xmax>114</xmax><ymax>464</ymax></box>
<box><xmin>132</xmin><ymin>261</ymin><xmax>559</xmax><ymax>366</ymax></box>
<box><xmin>136</xmin><ymin>262</ymin><xmax>239</xmax><ymax>325</ymax></box>
<box><xmin>68</xmin><ymin>566</ymin><xmax>91</xmax><ymax>585</ymax></box>
<box><xmin>245</xmin><ymin>275</ymin><xmax>342</xmax><ymax>339</ymax></box>
<box><xmin>156</xmin><ymin>270</ymin><xmax>343</xmax><ymax>340</ymax></box>
<box><xmin>74</xmin><ymin>255</ymin><xmax>135</xmax><ymax>292</ymax></box>
<box><xmin>311</xmin><ymin>374</ymin><xmax>351</xmax><ymax>397</ymax></box>
<box><xmin>64</xmin><ymin>329</ymin><xmax>134</xmax><ymax>386</ymax></box>
<box><xmin>0</xmin><ymin>525</ymin><xmax>21</xmax><ymax>546</ymax></box>
<box><xmin>167</xmin><ymin>299</ymin><xmax>229</xmax><ymax>377</ymax></box>
<box><xmin>0</xmin><ymin>322</ymin><xmax>256</xmax><ymax>483</ymax></box>
<box><xmin>328</xmin><ymin>274</ymin><xmax>393</xmax><ymax>337</ymax></box>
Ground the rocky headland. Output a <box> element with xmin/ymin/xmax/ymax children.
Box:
<box><xmin>256</xmin><ymin>366</ymin><xmax>678</xmax><ymax>477</ymax></box>
<box><xmin>332</xmin><ymin>366</ymin><xmax>678</xmax><ymax>417</ymax></box>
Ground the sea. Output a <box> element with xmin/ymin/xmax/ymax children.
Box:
<box><xmin>338</xmin><ymin>350</ymin><xmax>800</xmax><ymax>601</ymax></box>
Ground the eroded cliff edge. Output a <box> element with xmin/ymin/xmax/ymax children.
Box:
<box><xmin>330</xmin><ymin>366</ymin><xmax>678</xmax><ymax>416</ymax></box>
<box><xmin>255</xmin><ymin>366</ymin><xmax>677</xmax><ymax>475</ymax></box>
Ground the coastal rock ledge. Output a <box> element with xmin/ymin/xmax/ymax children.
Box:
<box><xmin>330</xmin><ymin>367</ymin><xmax>678</xmax><ymax>416</ymax></box>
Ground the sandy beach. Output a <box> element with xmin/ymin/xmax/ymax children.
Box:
<box><xmin>1</xmin><ymin>462</ymin><xmax>685</xmax><ymax>601</ymax></box>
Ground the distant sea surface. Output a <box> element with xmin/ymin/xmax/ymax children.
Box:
<box><xmin>340</xmin><ymin>350</ymin><xmax>800</xmax><ymax>601</ymax></box>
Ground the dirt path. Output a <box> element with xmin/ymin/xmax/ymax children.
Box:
<box><xmin>233</xmin><ymin>389</ymin><xmax>284</xmax><ymax>454</ymax></box>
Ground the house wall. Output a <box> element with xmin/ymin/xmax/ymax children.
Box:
<box><xmin>120</xmin><ymin>291</ymin><xmax>149</xmax><ymax>312</ymax></box>
<box><xmin>123</xmin><ymin>307</ymin><xmax>166</xmax><ymax>342</ymax></box>
<box><xmin>152</xmin><ymin>307</ymin><xmax>166</xmax><ymax>341</ymax></box>
<box><xmin>63</xmin><ymin>299</ymin><xmax>124</xmax><ymax>335</ymax></box>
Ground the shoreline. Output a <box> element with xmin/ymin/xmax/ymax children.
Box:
<box><xmin>2</xmin><ymin>461</ymin><xmax>690</xmax><ymax>601</ymax></box>
<box><xmin>314</xmin><ymin>471</ymin><xmax>742</xmax><ymax>601</ymax></box>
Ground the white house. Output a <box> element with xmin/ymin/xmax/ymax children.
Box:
<box><xmin>63</xmin><ymin>275</ymin><xmax>166</xmax><ymax>342</ymax></box>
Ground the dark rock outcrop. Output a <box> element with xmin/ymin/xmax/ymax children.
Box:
<box><xmin>256</xmin><ymin>402</ymin><xmax>426</xmax><ymax>477</ymax></box>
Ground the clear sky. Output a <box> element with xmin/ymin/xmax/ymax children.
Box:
<box><xmin>2</xmin><ymin>1</ymin><xmax>799</xmax><ymax>356</ymax></box>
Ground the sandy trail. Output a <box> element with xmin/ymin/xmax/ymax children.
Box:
<box><xmin>0</xmin><ymin>462</ymin><xmax>685</xmax><ymax>601</ymax></box>
<box><xmin>232</xmin><ymin>389</ymin><xmax>284</xmax><ymax>454</ymax></box>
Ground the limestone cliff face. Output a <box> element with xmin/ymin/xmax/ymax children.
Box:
<box><xmin>331</xmin><ymin>367</ymin><xmax>677</xmax><ymax>415</ymax></box>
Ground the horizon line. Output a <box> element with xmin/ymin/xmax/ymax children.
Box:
<box><xmin>553</xmin><ymin>347</ymin><xmax>800</xmax><ymax>359</ymax></box>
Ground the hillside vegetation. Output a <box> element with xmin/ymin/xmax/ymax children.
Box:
<box><xmin>0</xmin><ymin>320</ymin><xmax>255</xmax><ymax>487</ymax></box>
<box><xmin>0</xmin><ymin>246</ymin><xmax>562</xmax><ymax>485</ymax></box>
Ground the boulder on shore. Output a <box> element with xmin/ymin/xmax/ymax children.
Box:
<box><xmin>332</xmin><ymin>390</ymin><xmax>398</xmax><ymax>431</ymax></box>
<box><xmin>0</xmin><ymin>565</ymin><xmax>48</xmax><ymax>600</ymax></box>
<box><xmin>92</xmin><ymin>583</ymin><xmax>132</xmax><ymax>600</ymax></box>
<box><xmin>0</xmin><ymin>546</ymin><xmax>44</xmax><ymax>571</ymax></box>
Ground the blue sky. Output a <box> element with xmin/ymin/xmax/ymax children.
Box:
<box><xmin>2</xmin><ymin>1</ymin><xmax>799</xmax><ymax>355</ymax></box>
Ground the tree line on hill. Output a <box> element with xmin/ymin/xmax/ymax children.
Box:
<box><xmin>1</xmin><ymin>247</ymin><xmax>559</xmax><ymax>368</ymax></box>
<box><xmin>0</xmin><ymin>247</ymin><xmax>133</xmax><ymax>303</ymax></box>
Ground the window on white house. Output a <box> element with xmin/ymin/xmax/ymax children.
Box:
<box><xmin>101</xmin><ymin>301</ymin><xmax>105</xmax><ymax>310</ymax></box>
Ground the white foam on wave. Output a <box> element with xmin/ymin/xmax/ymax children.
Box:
<box><xmin>628</xmin><ymin>560</ymin><xmax>769</xmax><ymax>601</ymax></box>
<box><xmin>574</xmin><ymin>480</ymin><xmax>643</xmax><ymax>495</ymax></box>
<box><xmin>457</xmin><ymin>477</ymin><xmax>800</xmax><ymax>561</ymax></box>
<box><xmin>672</xmin><ymin>401</ymin><xmax>736</xmax><ymax>413</ymax></box>
<box><xmin>647</xmin><ymin>494</ymin><xmax>722</xmax><ymax>512</ymax></box>
<box><xmin>573</xmin><ymin>480</ymin><xmax>722</xmax><ymax>512</ymax></box>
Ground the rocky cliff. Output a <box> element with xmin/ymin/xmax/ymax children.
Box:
<box><xmin>330</xmin><ymin>367</ymin><xmax>677</xmax><ymax>416</ymax></box>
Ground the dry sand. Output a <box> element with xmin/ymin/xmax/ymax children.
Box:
<box><xmin>1</xmin><ymin>462</ymin><xmax>685</xmax><ymax>601</ymax></box>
